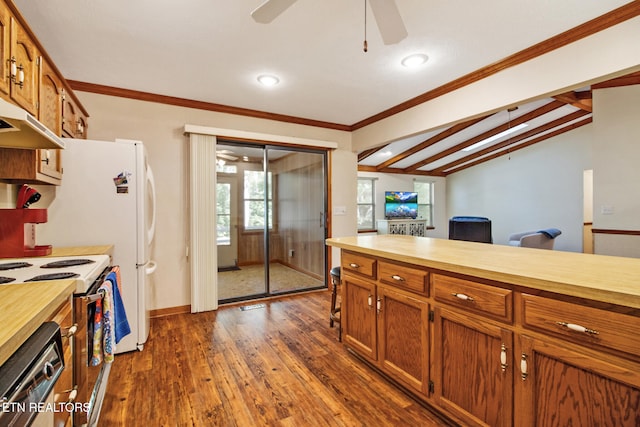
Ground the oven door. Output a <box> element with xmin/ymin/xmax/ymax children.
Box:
<box><xmin>74</xmin><ymin>270</ymin><xmax>112</xmax><ymax>426</ymax></box>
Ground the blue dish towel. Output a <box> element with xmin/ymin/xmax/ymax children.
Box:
<box><xmin>538</xmin><ymin>228</ymin><xmax>562</xmax><ymax>239</ymax></box>
<box><xmin>105</xmin><ymin>270</ymin><xmax>131</xmax><ymax>344</ymax></box>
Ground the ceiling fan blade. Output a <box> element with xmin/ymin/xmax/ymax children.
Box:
<box><xmin>251</xmin><ymin>0</ymin><xmax>298</xmax><ymax>23</ymax></box>
<box><xmin>216</xmin><ymin>152</ymin><xmax>238</xmax><ymax>161</ymax></box>
<box><xmin>368</xmin><ymin>0</ymin><xmax>408</xmax><ymax>45</ymax></box>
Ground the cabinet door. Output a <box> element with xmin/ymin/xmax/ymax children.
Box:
<box><xmin>38</xmin><ymin>58</ymin><xmax>63</xmax><ymax>180</ymax></box>
<box><xmin>49</xmin><ymin>299</ymin><xmax>75</xmax><ymax>427</ymax></box>
<box><xmin>377</xmin><ymin>285</ymin><xmax>430</xmax><ymax>395</ymax></box>
<box><xmin>433</xmin><ymin>307</ymin><xmax>513</xmax><ymax>427</ymax></box>
<box><xmin>0</xmin><ymin>1</ymin><xmax>10</xmax><ymax>97</ymax></box>
<box><xmin>62</xmin><ymin>91</ymin><xmax>85</xmax><ymax>138</ymax></box>
<box><xmin>516</xmin><ymin>334</ymin><xmax>640</xmax><ymax>426</ymax></box>
<box><xmin>10</xmin><ymin>17</ymin><xmax>39</xmax><ymax>115</ymax></box>
<box><xmin>343</xmin><ymin>274</ymin><xmax>377</xmax><ymax>362</ymax></box>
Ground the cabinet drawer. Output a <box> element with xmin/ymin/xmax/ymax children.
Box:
<box><xmin>342</xmin><ymin>251</ymin><xmax>377</xmax><ymax>279</ymax></box>
<box><xmin>522</xmin><ymin>294</ymin><xmax>640</xmax><ymax>356</ymax></box>
<box><xmin>433</xmin><ymin>274</ymin><xmax>512</xmax><ymax>322</ymax></box>
<box><xmin>378</xmin><ymin>260</ymin><xmax>428</xmax><ymax>296</ymax></box>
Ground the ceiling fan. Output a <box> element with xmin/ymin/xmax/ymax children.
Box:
<box><xmin>250</xmin><ymin>0</ymin><xmax>408</xmax><ymax>45</ymax></box>
<box><xmin>216</xmin><ymin>149</ymin><xmax>238</xmax><ymax>162</ymax></box>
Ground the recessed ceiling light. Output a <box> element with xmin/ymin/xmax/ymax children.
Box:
<box><xmin>257</xmin><ymin>74</ymin><xmax>280</xmax><ymax>87</ymax></box>
<box><xmin>401</xmin><ymin>53</ymin><xmax>429</xmax><ymax>68</ymax></box>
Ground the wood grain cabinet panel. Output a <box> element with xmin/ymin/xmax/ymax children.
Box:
<box><xmin>343</xmin><ymin>274</ymin><xmax>377</xmax><ymax>361</ymax></box>
<box><xmin>433</xmin><ymin>274</ymin><xmax>513</xmax><ymax>323</ymax></box>
<box><xmin>522</xmin><ymin>293</ymin><xmax>640</xmax><ymax>358</ymax></box>
<box><xmin>433</xmin><ymin>306</ymin><xmax>514</xmax><ymax>427</ymax></box>
<box><xmin>341</xmin><ymin>251</ymin><xmax>377</xmax><ymax>279</ymax></box>
<box><xmin>0</xmin><ymin>1</ymin><xmax>10</xmax><ymax>97</ymax></box>
<box><xmin>49</xmin><ymin>297</ymin><xmax>76</xmax><ymax>427</ymax></box>
<box><xmin>378</xmin><ymin>260</ymin><xmax>428</xmax><ymax>296</ymax></box>
<box><xmin>516</xmin><ymin>334</ymin><xmax>640</xmax><ymax>426</ymax></box>
<box><xmin>377</xmin><ymin>285</ymin><xmax>430</xmax><ymax>395</ymax></box>
<box><xmin>9</xmin><ymin>16</ymin><xmax>39</xmax><ymax>115</ymax></box>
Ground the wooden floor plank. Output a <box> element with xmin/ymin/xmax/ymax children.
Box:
<box><xmin>99</xmin><ymin>291</ymin><xmax>454</xmax><ymax>426</ymax></box>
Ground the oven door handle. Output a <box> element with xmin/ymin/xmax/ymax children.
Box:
<box><xmin>84</xmin><ymin>289</ymin><xmax>105</xmax><ymax>303</ymax></box>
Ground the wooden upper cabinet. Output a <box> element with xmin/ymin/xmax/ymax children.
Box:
<box><xmin>62</xmin><ymin>90</ymin><xmax>88</xmax><ymax>139</ymax></box>
<box><xmin>38</xmin><ymin>58</ymin><xmax>64</xmax><ymax>181</ymax></box>
<box><xmin>9</xmin><ymin>16</ymin><xmax>39</xmax><ymax>115</ymax></box>
<box><xmin>39</xmin><ymin>57</ymin><xmax>63</xmax><ymax>136</ymax></box>
<box><xmin>0</xmin><ymin>1</ymin><xmax>10</xmax><ymax>97</ymax></box>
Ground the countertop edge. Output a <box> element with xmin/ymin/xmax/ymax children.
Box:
<box><xmin>327</xmin><ymin>236</ymin><xmax>640</xmax><ymax>310</ymax></box>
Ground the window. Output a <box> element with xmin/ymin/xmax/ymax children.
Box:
<box><xmin>243</xmin><ymin>170</ymin><xmax>272</xmax><ymax>230</ymax></box>
<box><xmin>216</xmin><ymin>182</ymin><xmax>231</xmax><ymax>246</ymax></box>
<box><xmin>414</xmin><ymin>181</ymin><xmax>434</xmax><ymax>226</ymax></box>
<box><xmin>357</xmin><ymin>177</ymin><xmax>375</xmax><ymax>230</ymax></box>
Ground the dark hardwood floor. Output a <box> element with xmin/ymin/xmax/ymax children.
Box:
<box><xmin>99</xmin><ymin>291</ymin><xmax>454</xmax><ymax>426</ymax></box>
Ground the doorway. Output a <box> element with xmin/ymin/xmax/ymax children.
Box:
<box><xmin>216</xmin><ymin>141</ymin><xmax>328</xmax><ymax>303</ymax></box>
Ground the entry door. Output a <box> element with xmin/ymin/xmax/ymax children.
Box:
<box><xmin>216</xmin><ymin>176</ymin><xmax>238</xmax><ymax>268</ymax></box>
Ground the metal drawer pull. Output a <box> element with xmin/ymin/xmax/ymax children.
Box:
<box><xmin>500</xmin><ymin>343</ymin><xmax>508</xmax><ymax>372</ymax></box>
<box><xmin>452</xmin><ymin>293</ymin><xmax>474</xmax><ymax>302</ymax></box>
<box><xmin>63</xmin><ymin>324</ymin><xmax>78</xmax><ymax>338</ymax></box>
<box><xmin>367</xmin><ymin>294</ymin><xmax>373</xmax><ymax>309</ymax></box>
<box><xmin>376</xmin><ymin>298</ymin><xmax>382</xmax><ymax>314</ymax></box>
<box><xmin>556</xmin><ymin>322</ymin><xmax>599</xmax><ymax>335</ymax></box>
<box><xmin>349</xmin><ymin>263</ymin><xmax>360</xmax><ymax>269</ymax></box>
<box><xmin>520</xmin><ymin>353</ymin><xmax>528</xmax><ymax>381</ymax></box>
<box><xmin>390</xmin><ymin>275</ymin><xmax>405</xmax><ymax>282</ymax></box>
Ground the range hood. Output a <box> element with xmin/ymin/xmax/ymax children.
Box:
<box><xmin>0</xmin><ymin>98</ymin><xmax>65</xmax><ymax>150</ymax></box>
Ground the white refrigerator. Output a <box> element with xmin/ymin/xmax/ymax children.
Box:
<box><xmin>39</xmin><ymin>138</ymin><xmax>157</xmax><ymax>353</ymax></box>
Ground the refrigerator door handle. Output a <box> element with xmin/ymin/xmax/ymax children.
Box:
<box><xmin>146</xmin><ymin>164</ymin><xmax>157</xmax><ymax>246</ymax></box>
<box><xmin>145</xmin><ymin>260</ymin><xmax>157</xmax><ymax>275</ymax></box>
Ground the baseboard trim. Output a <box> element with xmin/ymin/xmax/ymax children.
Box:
<box><xmin>150</xmin><ymin>305</ymin><xmax>191</xmax><ymax>318</ymax></box>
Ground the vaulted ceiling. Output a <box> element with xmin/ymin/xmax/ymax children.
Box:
<box><xmin>12</xmin><ymin>0</ymin><xmax>640</xmax><ymax>175</ymax></box>
<box><xmin>357</xmin><ymin>71</ymin><xmax>640</xmax><ymax>176</ymax></box>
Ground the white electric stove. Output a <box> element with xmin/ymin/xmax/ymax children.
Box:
<box><xmin>0</xmin><ymin>255</ymin><xmax>111</xmax><ymax>293</ymax></box>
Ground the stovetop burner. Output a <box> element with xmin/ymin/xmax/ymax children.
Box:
<box><xmin>40</xmin><ymin>259</ymin><xmax>96</xmax><ymax>269</ymax></box>
<box><xmin>25</xmin><ymin>272</ymin><xmax>80</xmax><ymax>282</ymax></box>
<box><xmin>0</xmin><ymin>276</ymin><xmax>16</xmax><ymax>284</ymax></box>
<box><xmin>0</xmin><ymin>262</ymin><xmax>33</xmax><ymax>271</ymax></box>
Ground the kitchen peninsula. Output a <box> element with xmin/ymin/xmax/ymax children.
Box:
<box><xmin>326</xmin><ymin>235</ymin><xmax>640</xmax><ymax>426</ymax></box>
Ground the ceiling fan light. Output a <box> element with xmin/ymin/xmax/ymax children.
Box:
<box><xmin>401</xmin><ymin>53</ymin><xmax>429</xmax><ymax>68</ymax></box>
<box><xmin>257</xmin><ymin>74</ymin><xmax>280</xmax><ymax>87</ymax></box>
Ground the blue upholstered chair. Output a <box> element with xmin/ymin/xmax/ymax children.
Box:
<box><xmin>508</xmin><ymin>228</ymin><xmax>562</xmax><ymax>250</ymax></box>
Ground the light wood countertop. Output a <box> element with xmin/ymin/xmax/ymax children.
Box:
<box><xmin>0</xmin><ymin>280</ymin><xmax>75</xmax><ymax>366</ymax></box>
<box><xmin>50</xmin><ymin>245</ymin><xmax>114</xmax><ymax>257</ymax></box>
<box><xmin>0</xmin><ymin>245</ymin><xmax>114</xmax><ymax>366</ymax></box>
<box><xmin>326</xmin><ymin>235</ymin><xmax>640</xmax><ymax>310</ymax></box>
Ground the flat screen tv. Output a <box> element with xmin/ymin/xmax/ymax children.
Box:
<box><xmin>385</xmin><ymin>191</ymin><xmax>418</xmax><ymax>219</ymax></box>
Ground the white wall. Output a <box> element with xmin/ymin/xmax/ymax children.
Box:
<box><xmin>67</xmin><ymin>92</ymin><xmax>354</xmax><ymax>311</ymax></box>
<box><xmin>446</xmin><ymin>124</ymin><xmax>593</xmax><ymax>252</ymax></box>
<box><xmin>592</xmin><ymin>85</ymin><xmax>640</xmax><ymax>257</ymax></box>
<box><xmin>357</xmin><ymin>172</ymin><xmax>448</xmax><ymax>238</ymax></box>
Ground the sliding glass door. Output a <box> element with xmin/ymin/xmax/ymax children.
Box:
<box><xmin>216</xmin><ymin>142</ymin><xmax>327</xmax><ymax>303</ymax></box>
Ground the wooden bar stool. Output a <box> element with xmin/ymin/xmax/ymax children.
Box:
<box><xmin>329</xmin><ymin>266</ymin><xmax>342</xmax><ymax>341</ymax></box>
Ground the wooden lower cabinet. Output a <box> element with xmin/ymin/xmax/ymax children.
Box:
<box><xmin>343</xmin><ymin>274</ymin><xmax>430</xmax><ymax>396</ymax></box>
<box><xmin>338</xmin><ymin>249</ymin><xmax>640</xmax><ymax>427</ymax></box>
<box><xmin>377</xmin><ymin>284</ymin><xmax>430</xmax><ymax>395</ymax></box>
<box><xmin>433</xmin><ymin>307</ymin><xmax>513</xmax><ymax>427</ymax></box>
<box><xmin>516</xmin><ymin>334</ymin><xmax>640</xmax><ymax>426</ymax></box>
<box><xmin>48</xmin><ymin>297</ymin><xmax>77</xmax><ymax>427</ymax></box>
<box><xmin>343</xmin><ymin>275</ymin><xmax>377</xmax><ymax>360</ymax></box>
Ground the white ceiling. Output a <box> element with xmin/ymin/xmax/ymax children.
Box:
<box><xmin>13</xmin><ymin>0</ymin><xmax>633</xmax><ymax>126</ymax></box>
